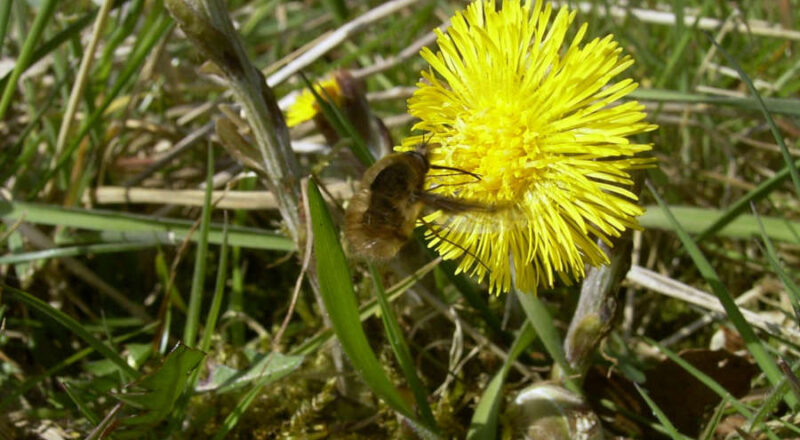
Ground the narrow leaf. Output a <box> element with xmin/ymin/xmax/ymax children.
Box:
<box><xmin>368</xmin><ymin>262</ymin><xmax>437</xmax><ymax>431</ymax></box>
<box><xmin>290</xmin><ymin>258</ymin><xmax>441</xmax><ymax>357</ymax></box>
<box><xmin>634</xmin><ymin>383</ymin><xmax>692</xmax><ymax>440</ymax></box>
<box><xmin>693</xmin><ymin>158</ymin><xmax>800</xmax><ymax>243</ymax></box>
<box><xmin>515</xmin><ymin>291</ymin><xmax>579</xmax><ymax>392</ymax></box>
<box><xmin>0</xmin><ymin>0</ymin><xmax>57</xmax><ymax>119</ymax></box>
<box><xmin>640</xmin><ymin>205</ymin><xmax>800</xmax><ymax>244</ymax></box>
<box><xmin>646</xmin><ymin>181</ymin><xmax>793</xmax><ymax>408</ymax></box>
<box><xmin>3</xmin><ymin>284</ymin><xmax>140</xmax><ymax>379</ymax></box>
<box><xmin>468</xmin><ymin>322</ymin><xmax>536</xmax><ymax>440</ymax></box>
<box><xmin>0</xmin><ymin>200</ymin><xmax>294</xmax><ymax>251</ymax></box>
<box><xmin>306</xmin><ymin>179</ymin><xmax>415</xmax><ymax>420</ymax></box>
<box><xmin>183</xmin><ymin>145</ymin><xmax>214</xmax><ymax>347</ymax></box>
<box><xmin>752</xmin><ymin>209</ymin><xmax>800</xmax><ymax>322</ymax></box>
<box><xmin>0</xmin><ymin>241</ymin><xmax>158</xmax><ymax>264</ymax></box>
<box><xmin>113</xmin><ymin>343</ymin><xmax>204</xmax><ymax>426</ymax></box>
<box><xmin>705</xmin><ymin>32</ymin><xmax>800</xmax><ymax>196</ymax></box>
<box><xmin>195</xmin><ymin>351</ymin><xmax>303</xmax><ymax>394</ymax></box>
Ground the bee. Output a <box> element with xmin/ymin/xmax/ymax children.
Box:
<box><xmin>344</xmin><ymin>143</ymin><xmax>490</xmax><ymax>260</ymax></box>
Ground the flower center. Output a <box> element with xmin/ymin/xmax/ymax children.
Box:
<box><xmin>445</xmin><ymin>104</ymin><xmax>544</xmax><ymax>204</ymax></box>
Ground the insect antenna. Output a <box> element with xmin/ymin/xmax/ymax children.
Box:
<box><xmin>429</xmin><ymin>164</ymin><xmax>482</xmax><ymax>182</ymax></box>
<box><xmin>426</xmin><ymin>180</ymin><xmax>481</xmax><ymax>189</ymax></box>
<box><xmin>427</xmin><ymin>164</ymin><xmax>482</xmax><ymax>190</ymax></box>
<box><xmin>427</xmin><ymin>171</ymin><xmax>477</xmax><ymax>178</ymax></box>
<box><xmin>414</xmin><ymin>130</ymin><xmax>481</xmax><ymax>182</ymax></box>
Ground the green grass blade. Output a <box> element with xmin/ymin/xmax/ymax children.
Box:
<box><xmin>228</xmin><ymin>180</ymin><xmax>252</xmax><ymax>346</ymax></box>
<box><xmin>200</xmin><ymin>221</ymin><xmax>229</xmax><ymax>352</ymax></box>
<box><xmin>646</xmin><ymin>181</ymin><xmax>793</xmax><ymax>407</ymax></box>
<box><xmin>209</xmin><ymin>353</ymin><xmax>303</xmax><ymax>440</ymax></box>
<box><xmin>3</xmin><ymin>284</ymin><xmax>140</xmax><ymax>379</ymax></box>
<box><xmin>1</xmin><ymin>72</ymin><xmax>68</xmax><ymax>184</ymax></box>
<box><xmin>0</xmin><ymin>0</ymin><xmax>12</xmax><ymax>58</ymax></box>
<box><xmin>438</xmin><ymin>258</ymin><xmax>508</xmax><ymax>343</ymax></box>
<box><xmin>211</xmin><ymin>380</ymin><xmax>262</xmax><ymax>440</ymax></box>
<box><xmin>654</xmin><ymin>1</ymin><xmax>711</xmax><ymax>89</ymax></box>
<box><xmin>0</xmin><ymin>323</ymin><xmax>156</xmax><ymax>411</ymax></box>
<box><xmin>634</xmin><ymin>383</ymin><xmax>692</xmax><ymax>440</ymax></box>
<box><xmin>241</xmin><ymin>0</ymin><xmax>278</xmax><ymax>36</ymax></box>
<box><xmin>32</xmin><ymin>10</ymin><xmax>173</xmax><ymax>197</ymax></box>
<box><xmin>705</xmin><ymin>33</ymin><xmax>800</xmax><ymax>197</ymax></box>
<box><xmin>61</xmin><ymin>380</ymin><xmax>101</xmax><ymax>425</ymax></box>
<box><xmin>0</xmin><ymin>0</ymin><xmax>129</xmax><ymax>89</ymax></box>
<box><xmin>0</xmin><ymin>241</ymin><xmax>158</xmax><ymax>264</ymax></box>
<box><xmin>752</xmin><ymin>210</ymin><xmax>800</xmax><ymax>321</ymax></box>
<box><xmin>368</xmin><ymin>262</ymin><xmax>438</xmax><ymax>432</ymax></box>
<box><xmin>183</xmin><ymin>145</ymin><xmax>214</xmax><ymax>348</ymax></box>
<box><xmin>749</xmin><ymin>360</ymin><xmax>800</xmax><ymax>432</ymax></box>
<box><xmin>644</xmin><ymin>336</ymin><xmax>753</xmax><ymax>417</ymax></box>
<box><xmin>468</xmin><ymin>378</ymin><xmax>507</xmax><ymax>439</ymax></box>
<box><xmin>630</xmin><ymin>89</ymin><xmax>800</xmax><ymax>116</ymax></box>
<box><xmin>0</xmin><ymin>0</ymin><xmax>57</xmax><ymax>120</ymax></box>
<box><xmin>700</xmin><ymin>396</ymin><xmax>728</xmax><ymax>440</ymax></box>
<box><xmin>765</xmin><ymin>430</ymin><xmax>784</xmax><ymax>440</ymax></box>
<box><xmin>598</xmin><ymin>397</ymin><xmax>693</xmax><ymax>439</ymax></box>
<box><xmin>467</xmin><ymin>322</ymin><xmax>536</xmax><ymax>440</ymax></box>
<box><xmin>0</xmin><ymin>200</ymin><xmax>294</xmax><ymax>251</ymax></box>
<box><xmin>667</xmin><ymin>160</ymin><xmax>800</xmax><ymax>245</ymax></box>
<box><xmin>306</xmin><ymin>178</ymin><xmax>415</xmax><ymax>421</ymax></box>
<box><xmin>323</xmin><ymin>0</ymin><xmax>348</xmax><ymax>23</ymax></box>
<box><xmin>113</xmin><ymin>343</ymin><xmax>204</xmax><ymax>426</ymax></box>
<box><xmin>290</xmin><ymin>258</ymin><xmax>441</xmax><ymax>357</ymax></box>
<box><xmin>515</xmin><ymin>290</ymin><xmax>578</xmax><ymax>391</ymax></box>
<box><xmin>640</xmin><ymin>205</ymin><xmax>800</xmax><ymax>244</ymax></box>
<box><xmin>95</xmin><ymin>0</ymin><xmax>145</xmax><ymax>83</ymax></box>
<box><xmin>154</xmin><ymin>250</ymin><xmax>187</xmax><ymax>312</ymax></box>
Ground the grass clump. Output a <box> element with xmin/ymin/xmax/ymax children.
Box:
<box><xmin>1</xmin><ymin>0</ymin><xmax>800</xmax><ymax>438</ymax></box>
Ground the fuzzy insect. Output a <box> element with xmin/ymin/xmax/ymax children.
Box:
<box><xmin>344</xmin><ymin>144</ymin><xmax>490</xmax><ymax>260</ymax></box>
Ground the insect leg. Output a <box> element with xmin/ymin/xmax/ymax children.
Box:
<box><xmin>416</xmin><ymin>192</ymin><xmax>495</xmax><ymax>214</ymax></box>
<box><xmin>418</xmin><ymin>215</ymin><xmax>492</xmax><ymax>274</ymax></box>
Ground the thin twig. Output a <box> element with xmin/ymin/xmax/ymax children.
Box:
<box><xmin>12</xmin><ymin>222</ymin><xmax>151</xmax><ymax>321</ymax></box>
<box><xmin>267</xmin><ymin>0</ymin><xmax>423</xmax><ymax>87</ymax></box>
<box><xmin>414</xmin><ymin>286</ymin><xmax>535</xmax><ymax>379</ymax></box>
<box><xmin>660</xmin><ymin>285</ymin><xmax>766</xmax><ymax>346</ymax></box>
<box><xmin>87</xmin><ymin>182</ymin><xmax>353</xmax><ymax>210</ymax></box>
<box><xmin>560</xmin><ymin>1</ymin><xmax>800</xmax><ymax>41</ymax></box>
<box><xmin>627</xmin><ymin>265</ymin><xmax>800</xmax><ymax>341</ymax></box>
<box><xmin>122</xmin><ymin>122</ymin><xmax>214</xmax><ymax>187</ymax></box>
<box><xmin>366</xmin><ymin>86</ymin><xmax>416</xmax><ymax>102</ymax></box>
<box><xmin>274</xmin><ymin>177</ymin><xmax>314</xmax><ymax>349</ymax></box>
<box><xmin>54</xmin><ymin>0</ymin><xmax>113</xmax><ymax>159</ymax></box>
<box><xmin>351</xmin><ymin>22</ymin><xmax>444</xmax><ymax>79</ymax></box>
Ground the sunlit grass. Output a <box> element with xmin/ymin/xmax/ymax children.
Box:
<box><xmin>1</xmin><ymin>0</ymin><xmax>799</xmax><ymax>438</ymax></box>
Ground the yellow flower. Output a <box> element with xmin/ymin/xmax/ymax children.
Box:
<box><xmin>286</xmin><ymin>78</ymin><xmax>344</xmax><ymax>127</ymax></box>
<box><xmin>402</xmin><ymin>0</ymin><xmax>657</xmax><ymax>294</ymax></box>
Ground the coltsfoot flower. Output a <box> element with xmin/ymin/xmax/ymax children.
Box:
<box><xmin>401</xmin><ymin>0</ymin><xmax>657</xmax><ymax>294</ymax></box>
<box><xmin>286</xmin><ymin>77</ymin><xmax>343</xmax><ymax>127</ymax></box>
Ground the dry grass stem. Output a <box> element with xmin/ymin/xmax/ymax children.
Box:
<box><xmin>627</xmin><ymin>265</ymin><xmax>800</xmax><ymax>341</ymax></box>
<box><xmin>267</xmin><ymin>0</ymin><xmax>424</xmax><ymax>87</ymax></box>
<box><xmin>562</xmin><ymin>1</ymin><xmax>800</xmax><ymax>40</ymax></box>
